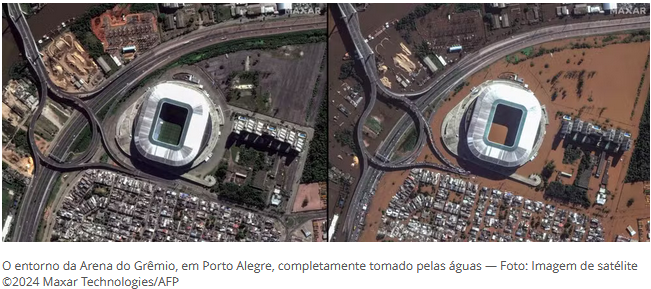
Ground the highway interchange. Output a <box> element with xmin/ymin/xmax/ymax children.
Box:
<box><xmin>334</xmin><ymin>3</ymin><xmax>649</xmax><ymax>241</ymax></box>
<box><xmin>5</xmin><ymin>3</ymin><xmax>326</xmax><ymax>241</ymax></box>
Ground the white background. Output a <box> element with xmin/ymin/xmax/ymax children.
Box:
<box><xmin>1</xmin><ymin>242</ymin><xmax>650</xmax><ymax>288</ymax></box>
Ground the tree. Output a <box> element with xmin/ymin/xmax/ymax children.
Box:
<box><xmin>627</xmin><ymin>198</ymin><xmax>635</xmax><ymax>207</ymax></box>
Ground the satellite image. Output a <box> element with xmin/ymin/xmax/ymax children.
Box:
<box><xmin>328</xmin><ymin>3</ymin><xmax>650</xmax><ymax>242</ymax></box>
<box><xmin>2</xmin><ymin>3</ymin><xmax>327</xmax><ymax>242</ymax></box>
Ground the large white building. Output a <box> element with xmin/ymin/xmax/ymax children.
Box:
<box><xmin>465</xmin><ymin>80</ymin><xmax>543</xmax><ymax>167</ymax></box>
<box><xmin>133</xmin><ymin>81</ymin><xmax>214</xmax><ymax>167</ymax></box>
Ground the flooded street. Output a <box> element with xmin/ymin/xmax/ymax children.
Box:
<box><xmin>2</xmin><ymin>3</ymin><xmax>95</xmax><ymax>85</ymax></box>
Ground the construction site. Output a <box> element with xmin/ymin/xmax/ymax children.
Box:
<box><xmin>90</xmin><ymin>4</ymin><xmax>160</xmax><ymax>58</ymax></box>
<box><xmin>42</xmin><ymin>32</ymin><xmax>104</xmax><ymax>92</ymax></box>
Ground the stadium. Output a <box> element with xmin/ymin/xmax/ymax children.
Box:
<box><xmin>441</xmin><ymin>79</ymin><xmax>545</xmax><ymax>173</ymax></box>
<box><xmin>133</xmin><ymin>81</ymin><xmax>214</xmax><ymax>167</ymax></box>
<box><xmin>463</xmin><ymin>79</ymin><xmax>543</xmax><ymax>167</ymax></box>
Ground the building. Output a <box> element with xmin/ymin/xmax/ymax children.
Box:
<box><xmin>175</xmin><ymin>11</ymin><xmax>187</xmax><ymax>28</ymax></box>
<box><xmin>603</xmin><ymin>3</ymin><xmax>617</xmax><ymax>13</ymax></box>
<box><xmin>277</xmin><ymin>3</ymin><xmax>292</xmax><ymax>12</ymax></box>
<box><xmin>501</xmin><ymin>14</ymin><xmax>510</xmax><ymax>28</ymax></box>
<box><xmin>574</xmin><ymin>4</ymin><xmax>589</xmax><ymax>15</ymax></box>
<box><xmin>133</xmin><ymin>81</ymin><xmax>213</xmax><ymax>167</ymax></box>
<box><xmin>122</xmin><ymin>45</ymin><xmax>136</xmax><ymax>54</ymax></box>
<box><xmin>95</xmin><ymin>56</ymin><xmax>111</xmax><ymax>74</ymax></box>
<box><xmin>231</xmin><ymin>114</ymin><xmax>307</xmax><ymax>153</ymax></box>
<box><xmin>423</xmin><ymin>56</ymin><xmax>439</xmax><ymax>73</ymax></box>
<box><xmin>492</xmin><ymin>14</ymin><xmax>501</xmax><ymax>29</ymax></box>
<box><xmin>436</xmin><ymin>55</ymin><xmax>447</xmax><ymax>66</ymax></box>
<box><xmin>559</xmin><ymin>115</ymin><xmax>632</xmax><ymax>153</ymax></box>
<box><xmin>448</xmin><ymin>45</ymin><xmax>463</xmax><ymax>53</ymax></box>
<box><xmin>464</xmin><ymin>80</ymin><xmax>543</xmax><ymax>167</ymax></box>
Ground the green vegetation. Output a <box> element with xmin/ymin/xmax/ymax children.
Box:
<box><xmin>11</xmin><ymin>129</ymin><xmax>30</xmax><ymax>152</ymax></box>
<box><xmin>395</xmin><ymin>4</ymin><xmax>443</xmax><ymax>43</ymax></box>
<box><xmin>627</xmin><ymin>198</ymin><xmax>635</xmax><ymax>207</ymax></box>
<box><xmin>544</xmin><ymin>181</ymin><xmax>590</xmax><ymax>208</ymax></box>
<box><xmin>68</xmin><ymin>4</ymin><xmax>116</xmax><ymax>58</ymax></box>
<box><xmin>630</xmin><ymin>55</ymin><xmax>648</xmax><ymax>119</ymax></box>
<box><xmin>129</xmin><ymin>3</ymin><xmax>157</xmax><ymax>13</ymax></box>
<box><xmin>237</xmin><ymin>146</ymin><xmax>269</xmax><ymax>174</ymax></box>
<box><xmin>574</xmin><ymin>150</ymin><xmax>591</xmax><ymax>187</ymax></box>
<box><xmin>452</xmin><ymin>81</ymin><xmax>468</xmax><ymax>96</ymax></box>
<box><xmin>625</xmin><ymin>92</ymin><xmax>650</xmax><ymax>183</ymax></box>
<box><xmin>397</xmin><ymin>126</ymin><xmax>417</xmax><ymax>152</ymax></box>
<box><xmin>157</xmin><ymin>121</ymin><xmax>183</xmax><ymax>145</ymax></box>
<box><xmin>334</xmin><ymin>129</ymin><xmax>355</xmax><ymax>149</ymax></box>
<box><xmin>8</xmin><ymin>59</ymin><xmax>34</xmax><ymax>81</ymax></box>
<box><xmin>455</xmin><ymin>3</ymin><xmax>480</xmax><ymax>13</ymax></box>
<box><xmin>213</xmin><ymin>160</ymin><xmax>229</xmax><ymax>183</ymax></box>
<box><xmin>100</xmin><ymin>154</ymin><xmax>109</xmax><ymax>163</ymax></box>
<box><xmin>521</xmin><ymin>47</ymin><xmax>534</xmax><ymax>57</ymax></box>
<box><xmin>339</xmin><ymin>61</ymin><xmax>358</xmax><ymax>80</ymax></box>
<box><xmin>562</xmin><ymin>145</ymin><xmax>582</xmax><ymax>164</ymax></box>
<box><xmin>69</xmin><ymin>125</ymin><xmax>92</xmax><ymax>155</ymax></box>
<box><xmin>172</xmin><ymin>30</ymin><xmax>326</xmax><ymax>68</ymax></box>
<box><xmin>365</xmin><ymin>117</ymin><xmax>382</xmax><ymax>135</ymax></box>
<box><xmin>301</xmin><ymin>92</ymin><xmax>328</xmax><ymax>183</ymax></box>
<box><xmin>396</xmin><ymin>4</ymin><xmax>443</xmax><ymax>31</ymax></box>
<box><xmin>35</xmin><ymin>117</ymin><xmax>59</xmax><ymax>142</ymax></box>
<box><xmin>214</xmin><ymin>4</ymin><xmax>232</xmax><ymax>22</ymax></box>
<box><xmin>2</xmin><ymin>167</ymin><xmax>27</xmax><ymax>225</ymax></box>
<box><xmin>214</xmin><ymin>182</ymin><xmax>266</xmax><ymax>209</ymax></box>
<box><xmin>2</xmin><ymin>186</ymin><xmax>11</xmax><ymax>224</ymax></box>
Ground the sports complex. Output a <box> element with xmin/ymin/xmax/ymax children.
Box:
<box><xmin>442</xmin><ymin>79</ymin><xmax>546</xmax><ymax>183</ymax></box>
<box><xmin>133</xmin><ymin>81</ymin><xmax>216</xmax><ymax>167</ymax></box>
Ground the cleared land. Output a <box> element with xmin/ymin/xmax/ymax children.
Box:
<box><xmin>292</xmin><ymin>182</ymin><xmax>325</xmax><ymax>213</ymax></box>
<box><xmin>363</xmin><ymin>35</ymin><xmax>650</xmax><ymax>241</ymax></box>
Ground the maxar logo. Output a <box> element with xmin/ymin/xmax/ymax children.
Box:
<box><xmin>610</xmin><ymin>7</ymin><xmax>647</xmax><ymax>15</ymax></box>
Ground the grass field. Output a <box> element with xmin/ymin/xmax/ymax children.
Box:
<box><xmin>365</xmin><ymin>117</ymin><xmax>383</xmax><ymax>135</ymax></box>
<box><xmin>155</xmin><ymin>103</ymin><xmax>188</xmax><ymax>145</ymax></box>
<box><xmin>157</xmin><ymin>121</ymin><xmax>183</xmax><ymax>145</ymax></box>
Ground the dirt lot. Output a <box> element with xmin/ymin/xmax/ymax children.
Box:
<box><xmin>202</xmin><ymin>43</ymin><xmax>326</xmax><ymax>126</ymax></box>
<box><xmin>363</xmin><ymin>35</ymin><xmax>650</xmax><ymax>241</ymax></box>
<box><xmin>292</xmin><ymin>182</ymin><xmax>325</xmax><ymax>213</ymax></box>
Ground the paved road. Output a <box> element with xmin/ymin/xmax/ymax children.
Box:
<box><xmin>7</xmin><ymin>2</ymin><xmax>326</xmax><ymax>241</ymax></box>
<box><xmin>335</xmin><ymin>3</ymin><xmax>649</xmax><ymax>241</ymax></box>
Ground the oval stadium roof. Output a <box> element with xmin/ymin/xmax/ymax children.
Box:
<box><xmin>466</xmin><ymin>80</ymin><xmax>542</xmax><ymax>167</ymax></box>
<box><xmin>134</xmin><ymin>81</ymin><xmax>212</xmax><ymax>167</ymax></box>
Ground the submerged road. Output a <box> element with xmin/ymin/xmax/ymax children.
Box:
<box><xmin>335</xmin><ymin>3</ymin><xmax>649</xmax><ymax>241</ymax></box>
<box><xmin>7</xmin><ymin>2</ymin><xmax>326</xmax><ymax>241</ymax></box>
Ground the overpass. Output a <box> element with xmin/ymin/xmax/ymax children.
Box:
<box><xmin>6</xmin><ymin>3</ymin><xmax>327</xmax><ymax>241</ymax></box>
<box><xmin>334</xmin><ymin>3</ymin><xmax>650</xmax><ymax>241</ymax></box>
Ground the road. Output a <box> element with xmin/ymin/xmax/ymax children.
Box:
<box><xmin>335</xmin><ymin>3</ymin><xmax>649</xmax><ymax>241</ymax></box>
<box><xmin>6</xmin><ymin>2</ymin><xmax>326</xmax><ymax>241</ymax></box>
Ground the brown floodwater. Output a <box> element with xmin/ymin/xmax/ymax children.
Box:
<box><xmin>2</xmin><ymin>3</ymin><xmax>96</xmax><ymax>85</ymax></box>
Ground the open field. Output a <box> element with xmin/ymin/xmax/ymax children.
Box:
<box><xmin>363</xmin><ymin>35</ymin><xmax>650</xmax><ymax>241</ymax></box>
<box><xmin>292</xmin><ymin>182</ymin><xmax>326</xmax><ymax>213</ymax></box>
<box><xmin>203</xmin><ymin>43</ymin><xmax>326</xmax><ymax>126</ymax></box>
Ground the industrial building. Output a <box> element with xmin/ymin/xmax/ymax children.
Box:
<box><xmin>232</xmin><ymin>114</ymin><xmax>307</xmax><ymax>153</ymax></box>
<box><xmin>464</xmin><ymin>80</ymin><xmax>544</xmax><ymax>167</ymax></box>
<box><xmin>133</xmin><ymin>81</ymin><xmax>214</xmax><ymax>167</ymax></box>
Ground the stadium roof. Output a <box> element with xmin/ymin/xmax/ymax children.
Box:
<box><xmin>466</xmin><ymin>80</ymin><xmax>542</xmax><ymax>167</ymax></box>
<box><xmin>134</xmin><ymin>81</ymin><xmax>212</xmax><ymax>167</ymax></box>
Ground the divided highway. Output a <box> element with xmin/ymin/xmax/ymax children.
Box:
<box><xmin>335</xmin><ymin>3</ymin><xmax>649</xmax><ymax>241</ymax></box>
<box><xmin>6</xmin><ymin>2</ymin><xmax>326</xmax><ymax>241</ymax></box>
